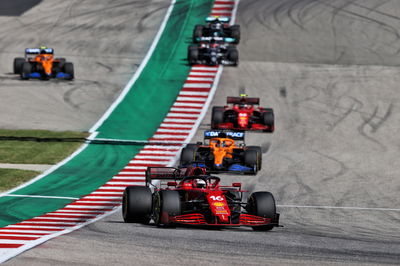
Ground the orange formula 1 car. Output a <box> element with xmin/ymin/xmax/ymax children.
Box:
<box><xmin>13</xmin><ymin>47</ymin><xmax>74</xmax><ymax>80</ymax></box>
<box><xmin>180</xmin><ymin>131</ymin><xmax>262</xmax><ymax>174</ymax></box>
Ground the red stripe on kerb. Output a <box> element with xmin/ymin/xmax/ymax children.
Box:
<box><xmin>185</xmin><ymin>80</ymin><xmax>213</xmax><ymax>84</ymax></box>
<box><xmin>211</xmin><ymin>12</ymin><xmax>232</xmax><ymax>16</ymax></box>
<box><xmin>41</xmin><ymin>214</ymin><xmax>96</xmax><ymax>219</ymax></box>
<box><xmin>214</xmin><ymin>1</ymin><xmax>235</xmax><ymax>4</ymax></box>
<box><xmin>169</xmin><ymin>110</ymin><xmax>201</xmax><ymax>115</ymax></box>
<box><xmin>166</xmin><ymin>116</ymin><xmax>198</xmax><ymax>120</ymax></box>
<box><xmin>0</xmin><ymin>235</ymin><xmax>40</xmax><ymax>240</ymax></box>
<box><xmin>1</xmin><ymin>227</ymin><xmax>62</xmax><ymax>231</ymax></box>
<box><xmin>0</xmin><ymin>243</ymin><xmax>24</xmax><ymax>248</ymax></box>
<box><xmin>15</xmin><ymin>223</ymin><xmax>76</xmax><ymax>227</ymax></box>
<box><xmin>177</xmin><ymin>95</ymin><xmax>208</xmax><ymax>99</ymax></box>
<box><xmin>108</xmin><ymin>178</ymin><xmax>146</xmax><ymax>182</ymax></box>
<box><xmin>127</xmin><ymin>163</ymin><xmax>165</xmax><ymax>167</ymax></box>
<box><xmin>161</xmin><ymin>121</ymin><xmax>195</xmax><ymax>126</ymax></box>
<box><xmin>212</xmin><ymin>7</ymin><xmax>233</xmax><ymax>11</ymax></box>
<box><xmin>149</xmin><ymin>137</ymin><xmax>186</xmax><ymax>142</ymax></box>
<box><xmin>0</xmin><ymin>231</ymin><xmax>49</xmax><ymax>236</ymax></box>
<box><xmin>158</xmin><ymin>127</ymin><xmax>192</xmax><ymax>131</ymax></box>
<box><xmin>181</xmin><ymin>87</ymin><xmax>210</xmax><ymax>92</ymax></box>
<box><xmin>153</xmin><ymin>131</ymin><xmax>190</xmax><ymax>135</ymax></box>
<box><xmin>175</xmin><ymin>100</ymin><xmax>206</xmax><ymax>104</ymax></box>
<box><xmin>172</xmin><ymin>105</ymin><xmax>203</xmax><ymax>109</ymax></box>
<box><xmin>188</xmin><ymin>74</ymin><xmax>215</xmax><ymax>78</ymax></box>
<box><xmin>68</xmin><ymin>202</ymin><xmax>120</xmax><ymax>206</ymax></box>
<box><xmin>190</xmin><ymin>69</ymin><xmax>218</xmax><ymax>73</ymax></box>
<box><xmin>27</xmin><ymin>218</ymin><xmax>87</xmax><ymax>223</ymax></box>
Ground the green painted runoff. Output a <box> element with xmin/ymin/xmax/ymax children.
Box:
<box><xmin>0</xmin><ymin>0</ymin><xmax>213</xmax><ymax>228</ymax></box>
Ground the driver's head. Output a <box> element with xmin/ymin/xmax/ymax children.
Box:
<box><xmin>194</xmin><ymin>178</ymin><xmax>206</xmax><ymax>188</ymax></box>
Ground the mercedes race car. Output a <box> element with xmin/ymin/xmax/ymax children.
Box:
<box><xmin>122</xmin><ymin>166</ymin><xmax>280</xmax><ymax>230</ymax></box>
<box><xmin>188</xmin><ymin>37</ymin><xmax>238</xmax><ymax>66</ymax></box>
<box><xmin>212</xmin><ymin>94</ymin><xmax>274</xmax><ymax>132</ymax></box>
<box><xmin>180</xmin><ymin>130</ymin><xmax>262</xmax><ymax>174</ymax></box>
<box><xmin>193</xmin><ymin>16</ymin><xmax>240</xmax><ymax>44</ymax></box>
<box><xmin>13</xmin><ymin>47</ymin><xmax>74</xmax><ymax>80</ymax></box>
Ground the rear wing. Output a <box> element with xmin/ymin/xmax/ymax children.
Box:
<box><xmin>196</xmin><ymin>36</ymin><xmax>235</xmax><ymax>43</ymax></box>
<box><xmin>204</xmin><ymin>130</ymin><xmax>245</xmax><ymax>140</ymax></box>
<box><xmin>227</xmin><ymin>96</ymin><xmax>260</xmax><ymax>105</ymax></box>
<box><xmin>145</xmin><ymin>167</ymin><xmax>184</xmax><ymax>185</ymax></box>
<box><xmin>205</xmin><ymin>16</ymin><xmax>230</xmax><ymax>23</ymax></box>
<box><xmin>25</xmin><ymin>48</ymin><xmax>54</xmax><ymax>55</ymax></box>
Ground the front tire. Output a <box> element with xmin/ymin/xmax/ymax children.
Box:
<box><xmin>244</xmin><ymin>149</ymin><xmax>258</xmax><ymax>174</ymax></box>
<box><xmin>153</xmin><ymin>190</ymin><xmax>181</xmax><ymax>227</ymax></box>
<box><xmin>246</xmin><ymin>192</ymin><xmax>276</xmax><ymax>231</ymax></box>
<box><xmin>64</xmin><ymin>62</ymin><xmax>74</xmax><ymax>80</ymax></box>
<box><xmin>122</xmin><ymin>186</ymin><xmax>152</xmax><ymax>224</ymax></box>
<box><xmin>227</xmin><ymin>48</ymin><xmax>239</xmax><ymax>66</ymax></box>
<box><xmin>247</xmin><ymin>146</ymin><xmax>262</xmax><ymax>170</ymax></box>
<box><xmin>13</xmin><ymin>58</ymin><xmax>25</xmax><ymax>74</ymax></box>
<box><xmin>262</xmin><ymin>110</ymin><xmax>274</xmax><ymax>132</ymax></box>
<box><xmin>180</xmin><ymin>147</ymin><xmax>196</xmax><ymax>166</ymax></box>
<box><xmin>20</xmin><ymin>62</ymin><xmax>32</xmax><ymax>80</ymax></box>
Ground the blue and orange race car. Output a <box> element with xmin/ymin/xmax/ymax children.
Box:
<box><xmin>13</xmin><ymin>47</ymin><xmax>74</xmax><ymax>80</ymax></box>
<box><xmin>180</xmin><ymin>131</ymin><xmax>262</xmax><ymax>174</ymax></box>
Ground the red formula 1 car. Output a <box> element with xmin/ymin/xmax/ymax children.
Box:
<box><xmin>122</xmin><ymin>167</ymin><xmax>280</xmax><ymax>231</ymax></box>
<box><xmin>211</xmin><ymin>94</ymin><xmax>274</xmax><ymax>132</ymax></box>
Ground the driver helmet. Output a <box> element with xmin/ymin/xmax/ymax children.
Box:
<box><xmin>193</xmin><ymin>178</ymin><xmax>206</xmax><ymax>188</ymax></box>
<box><xmin>40</xmin><ymin>45</ymin><xmax>48</xmax><ymax>54</ymax></box>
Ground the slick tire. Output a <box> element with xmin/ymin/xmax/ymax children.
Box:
<box><xmin>20</xmin><ymin>62</ymin><xmax>32</xmax><ymax>80</ymax></box>
<box><xmin>13</xmin><ymin>58</ymin><xmax>25</xmax><ymax>74</ymax></box>
<box><xmin>244</xmin><ymin>150</ymin><xmax>258</xmax><ymax>173</ymax></box>
<box><xmin>180</xmin><ymin>147</ymin><xmax>196</xmax><ymax>166</ymax></box>
<box><xmin>246</xmin><ymin>192</ymin><xmax>276</xmax><ymax>231</ymax></box>
<box><xmin>247</xmin><ymin>146</ymin><xmax>262</xmax><ymax>171</ymax></box>
<box><xmin>262</xmin><ymin>110</ymin><xmax>274</xmax><ymax>132</ymax></box>
<box><xmin>227</xmin><ymin>48</ymin><xmax>239</xmax><ymax>66</ymax></box>
<box><xmin>229</xmin><ymin>25</ymin><xmax>240</xmax><ymax>43</ymax></box>
<box><xmin>64</xmin><ymin>62</ymin><xmax>74</xmax><ymax>80</ymax></box>
<box><xmin>122</xmin><ymin>186</ymin><xmax>152</xmax><ymax>224</ymax></box>
<box><xmin>153</xmin><ymin>190</ymin><xmax>181</xmax><ymax>227</ymax></box>
<box><xmin>211</xmin><ymin>106</ymin><xmax>224</xmax><ymax>129</ymax></box>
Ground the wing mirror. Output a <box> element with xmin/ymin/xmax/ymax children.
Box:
<box><xmin>232</xmin><ymin>182</ymin><xmax>242</xmax><ymax>188</ymax></box>
<box><xmin>167</xmin><ymin>181</ymin><xmax>177</xmax><ymax>187</ymax></box>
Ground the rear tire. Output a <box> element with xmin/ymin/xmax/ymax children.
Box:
<box><xmin>153</xmin><ymin>190</ymin><xmax>181</xmax><ymax>227</ymax></box>
<box><xmin>211</xmin><ymin>106</ymin><xmax>224</xmax><ymax>129</ymax></box>
<box><xmin>247</xmin><ymin>146</ymin><xmax>262</xmax><ymax>170</ymax></box>
<box><xmin>262</xmin><ymin>110</ymin><xmax>274</xmax><ymax>132</ymax></box>
<box><xmin>20</xmin><ymin>62</ymin><xmax>32</xmax><ymax>80</ymax></box>
<box><xmin>246</xmin><ymin>192</ymin><xmax>276</xmax><ymax>231</ymax></box>
<box><xmin>13</xmin><ymin>58</ymin><xmax>25</xmax><ymax>74</ymax></box>
<box><xmin>227</xmin><ymin>48</ymin><xmax>239</xmax><ymax>66</ymax></box>
<box><xmin>193</xmin><ymin>25</ymin><xmax>204</xmax><ymax>42</ymax></box>
<box><xmin>64</xmin><ymin>62</ymin><xmax>74</xmax><ymax>80</ymax></box>
<box><xmin>188</xmin><ymin>46</ymin><xmax>198</xmax><ymax>65</ymax></box>
<box><xmin>244</xmin><ymin>149</ymin><xmax>258</xmax><ymax>173</ymax></box>
<box><xmin>122</xmin><ymin>186</ymin><xmax>152</xmax><ymax>224</ymax></box>
<box><xmin>180</xmin><ymin>147</ymin><xmax>196</xmax><ymax>166</ymax></box>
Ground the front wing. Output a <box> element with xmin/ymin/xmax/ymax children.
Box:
<box><xmin>169</xmin><ymin>213</ymin><xmax>280</xmax><ymax>227</ymax></box>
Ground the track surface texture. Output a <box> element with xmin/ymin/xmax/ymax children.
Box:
<box><xmin>4</xmin><ymin>0</ymin><xmax>400</xmax><ymax>265</ymax></box>
<box><xmin>0</xmin><ymin>0</ymin><xmax>167</xmax><ymax>131</ymax></box>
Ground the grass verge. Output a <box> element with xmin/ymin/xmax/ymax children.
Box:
<box><xmin>0</xmin><ymin>169</ymin><xmax>41</xmax><ymax>192</ymax></box>
<box><xmin>0</xmin><ymin>129</ymin><xmax>88</xmax><ymax>164</ymax></box>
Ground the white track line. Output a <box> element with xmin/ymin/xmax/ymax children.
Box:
<box><xmin>277</xmin><ymin>205</ymin><xmax>400</xmax><ymax>212</ymax></box>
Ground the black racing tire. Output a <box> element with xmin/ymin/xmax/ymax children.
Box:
<box><xmin>153</xmin><ymin>190</ymin><xmax>181</xmax><ymax>227</ymax></box>
<box><xmin>63</xmin><ymin>62</ymin><xmax>74</xmax><ymax>80</ymax></box>
<box><xmin>246</xmin><ymin>192</ymin><xmax>276</xmax><ymax>231</ymax></box>
<box><xmin>122</xmin><ymin>186</ymin><xmax>152</xmax><ymax>224</ymax></box>
<box><xmin>227</xmin><ymin>48</ymin><xmax>239</xmax><ymax>66</ymax></box>
<box><xmin>13</xmin><ymin>58</ymin><xmax>25</xmax><ymax>74</ymax></box>
<box><xmin>229</xmin><ymin>25</ymin><xmax>241</xmax><ymax>43</ymax></box>
<box><xmin>193</xmin><ymin>25</ymin><xmax>204</xmax><ymax>42</ymax></box>
<box><xmin>211</xmin><ymin>106</ymin><xmax>225</xmax><ymax>129</ymax></box>
<box><xmin>188</xmin><ymin>46</ymin><xmax>199</xmax><ymax>65</ymax></box>
<box><xmin>247</xmin><ymin>146</ymin><xmax>262</xmax><ymax>170</ymax></box>
<box><xmin>262</xmin><ymin>110</ymin><xmax>274</xmax><ymax>133</ymax></box>
<box><xmin>180</xmin><ymin>147</ymin><xmax>196</xmax><ymax>166</ymax></box>
<box><xmin>244</xmin><ymin>149</ymin><xmax>258</xmax><ymax>173</ymax></box>
<box><xmin>20</xmin><ymin>62</ymin><xmax>32</xmax><ymax>80</ymax></box>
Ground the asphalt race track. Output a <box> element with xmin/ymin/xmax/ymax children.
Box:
<box><xmin>0</xmin><ymin>0</ymin><xmax>168</xmax><ymax>131</ymax></box>
<box><xmin>3</xmin><ymin>0</ymin><xmax>400</xmax><ymax>265</ymax></box>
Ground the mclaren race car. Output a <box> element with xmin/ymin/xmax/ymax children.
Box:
<box><xmin>188</xmin><ymin>37</ymin><xmax>238</xmax><ymax>66</ymax></box>
<box><xmin>193</xmin><ymin>16</ymin><xmax>240</xmax><ymax>44</ymax></box>
<box><xmin>180</xmin><ymin>131</ymin><xmax>262</xmax><ymax>174</ymax></box>
<box><xmin>212</xmin><ymin>94</ymin><xmax>274</xmax><ymax>132</ymax></box>
<box><xmin>13</xmin><ymin>47</ymin><xmax>74</xmax><ymax>80</ymax></box>
<box><xmin>122</xmin><ymin>166</ymin><xmax>280</xmax><ymax>230</ymax></box>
